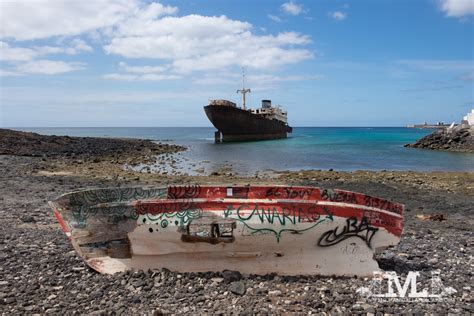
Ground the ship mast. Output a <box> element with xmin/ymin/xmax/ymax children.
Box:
<box><xmin>236</xmin><ymin>68</ymin><xmax>251</xmax><ymax>110</ymax></box>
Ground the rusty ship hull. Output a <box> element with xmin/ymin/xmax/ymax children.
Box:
<box><xmin>49</xmin><ymin>185</ymin><xmax>404</xmax><ymax>275</ymax></box>
<box><xmin>204</xmin><ymin>104</ymin><xmax>292</xmax><ymax>142</ymax></box>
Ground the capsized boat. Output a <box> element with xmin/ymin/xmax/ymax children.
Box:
<box><xmin>49</xmin><ymin>185</ymin><xmax>404</xmax><ymax>275</ymax></box>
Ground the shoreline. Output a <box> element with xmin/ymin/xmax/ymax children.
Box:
<box><xmin>0</xmin><ymin>129</ymin><xmax>473</xmax><ymax>313</ymax></box>
<box><xmin>8</xmin><ymin>127</ymin><xmax>474</xmax><ymax>174</ymax></box>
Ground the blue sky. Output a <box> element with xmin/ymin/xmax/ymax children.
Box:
<box><xmin>0</xmin><ymin>0</ymin><xmax>473</xmax><ymax>127</ymax></box>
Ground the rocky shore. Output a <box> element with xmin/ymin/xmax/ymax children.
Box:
<box><xmin>0</xmin><ymin>130</ymin><xmax>473</xmax><ymax>314</ymax></box>
<box><xmin>405</xmin><ymin>126</ymin><xmax>474</xmax><ymax>153</ymax></box>
<box><xmin>0</xmin><ymin>128</ymin><xmax>184</xmax><ymax>165</ymax></box>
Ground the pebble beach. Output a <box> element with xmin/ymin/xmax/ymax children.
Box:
<box><xmin>0</xmin><ymin>129</ymin><xmax>473</xmax><ymax>313</ymax></box>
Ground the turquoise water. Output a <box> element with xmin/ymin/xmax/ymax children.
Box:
<box><xmin>13</xmin><ymin>127</ymin><xmax>474</xmax><ymax>173</ymax></box>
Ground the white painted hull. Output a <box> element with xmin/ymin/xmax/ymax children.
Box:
<box><xmin>49</xmin><ymin>185</ymin><xmax>404</xmax><ymax>276</ymax></box>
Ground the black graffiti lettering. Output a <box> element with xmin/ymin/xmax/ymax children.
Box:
<box><xmin>265</xmin><ymin>187</ymin><xmax>281</xmax><ymax>198</ymax></box>
<box><xmin>321</xmin><ymin>189</ymin><xmax>357</xmax><ymax>204</ymax></box>
<box><xmin>265</xmin><ymin>187</ymin><xmax>313</xmax><ymax>199</ymax></box>
<box><xmin>364</xmin><ymin>195</ymin><xmax>403</xmax><ymax>215</ymax></box>
<box><xmin>317</xmin><ymin>217</ymin><xmax>378</xmax><ymax>249</ymax></box>
<box><xmin>284</xmin><ymin>187</ymin><xmax>313</xmax><ymax>199</ymax></box>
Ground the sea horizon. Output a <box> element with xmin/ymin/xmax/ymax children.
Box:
<box><xmin>4</xmin><ymin>125</ymin><xmax>428</xmax><ymax>128</ymax></box>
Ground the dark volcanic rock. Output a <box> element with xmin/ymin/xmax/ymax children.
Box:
<box><xmin>222</xmin><ymin>270</ymin><xmax>242</xmax><ymax>283</ymax></box>
<box><xmin>405</xmin><ymin>127</ymin><xmax>474</xmax><ymax>153</ymax></box>
<box><xmin>20</xmin><ymin>216</ymin><xmax>36</xmax><ymax>223</ymax></box>
<box><xmin>229</xmin><ymin>281</ymin><xmax>246</xmax><ymax>295</ymax></box>
<box><xmin>0</xmin><ymin>128</ymin><xmax>185</xmax><ymax>165</ymax></box>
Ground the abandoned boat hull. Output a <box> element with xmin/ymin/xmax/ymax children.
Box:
<box><xmin>49</xmin><ymin>185</ymin><xmax>404</xmax><ymax>275</ymax></box>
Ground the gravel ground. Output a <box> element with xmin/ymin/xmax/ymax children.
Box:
<box><xmin>0</xmin><ymin>154</ymin><xmax>473</xmax><ymax>314</ymax></box>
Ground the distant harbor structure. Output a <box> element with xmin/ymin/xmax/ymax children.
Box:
<box><xmin>406</xmin><ymin>122</ymin><xmax>453</xmax><ymax>129</ymax></box>
<box><xmin>407</xmin><ymin>108</ymin><xmax>474</xmax><ymax>129</ymax></box>
<box><xmin>461</xmin><ymin>109</ymin><xmax>474</xmax><ymax>126</ymax></box>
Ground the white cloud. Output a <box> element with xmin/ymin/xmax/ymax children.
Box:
<box><xmin>459</xmin><ymin>71</ymin><xmax>474</xmax><ymax>81</ymax></box>
<box><xmin>33</xmin><ymin>39</ymin><xmax>93</xmax><ymax>56</ymax></box>
<box><xmin>118</xmin><ymin>62</ymin><xmax>168</xmax><ymax>74</ymax></box>
<box><xmin>1</xmin><ymin>87</ymin><xmax>211</xmax><ymax>106</ymax></box>
<box><xmin>103</xmin><ymin>60</ymin><xmax>178</xmax><ymax>80</ymax></box>
<box><xmin>396</xmin><ymin>59</ymin><xmax>474</xmax><ymax>71</ymax></box>
<box><xmin>329</xmin><ymin>11</ymin><xmax>347</xmax><ymax>21</ymax></box>
<box><xmin>281</xmin><ymin>1</ymin><xmax>303</xmax><ymax>16</ymax></box>
<box><xmin>169</xmin><ymin>46</ymin><xmax>312</xmax><ymax>73</ymax></box>
<box><xmin>16</xmin><ymin>60</ymin><xmax>85</xmax><ymax>74</ymax></box>
<box><xmin>1</xmin><ymin>1</ymin><xmax>313</xmax><ymax>77</ymax></box>
<box><xmin>104</xmin><ymin>61</ymin><xmax>178</xmax><ymax>80</ymax></box>
<box><xmin>0</xmin><ymin>40</ymin><xmax>92</xmax><ymax>61</ymax></box>
<box><xmin>248</xmin><ymin>74</ymin><xmax>324</xmax><ymax>82</ymax></box>
<box><xmin>193</xmin><ymin>77</ymin><xmax>236</xmax><ymax>85</ymax></box>
<box><xmin>0</xmin><ymin>69</ymin><xmax>23</xmax><ymax>76</ymax></box>
<box><xmin>105</xmin><ymin>15</ymin><xmax>253</xmax><ymax>59</ymax></box>
<box><xmin>66</xmin><ymin>39</ymin><xmax>93</xmax><ymax>54</ymax></box>
<box><xmin>268</xmin><ymin>14</ymin><xmax>282</xmax><ymax>22</ymax></box>
<box><xmin>104</xmin><ymin>10</ymin><xmax>312</xmax><ymax>73</ymax></box>
<box><xmin>109</xmin><ymin>2</ymin><xmax>179</xmax><ymax>37</ymax></box>
<box><xmin>102</xmin><ymin>73</ymin><xmax>138</xmax><ymax>81</ymax></box>
<box><xmin>193</xmin><ymin>72</ymin><xmax>323</xmax><ymax>89</ymax></box>
<box><xmin>103</xmin><ymin>73</ymin><xmax>181</xmax><ymax>81</ymax></box>
<box><xmin>0</xmin><ymin>0</ymin><xmax>137</xmax><ymax>40</ymax></box>
<box><xmin>140</xmin><ymin>73</ymin><xmax>181</xmax><ymax>80</ymax></box>
<box><xmin>396</xmin><ymin>59</ymin><xmax>474</xmax><ymax>83</ymax></box>
<box><xmin>0</xmin><ymin>41</ymin><xmax>38</xmax><ymax>61</ymax></box>
<box><xmin>440</xmin><ymin>0</ymin><xmax>474</xmax><ymax>17</ymax></box>
<box><xmin>246</xmin><ymin>73</ymin><xmax>323</xmax><ymax>91</ymax></box>
<box><xmin>0</xmin><ymin>40</ymin><xmax>91</xmax><ymax>76</ymax></box>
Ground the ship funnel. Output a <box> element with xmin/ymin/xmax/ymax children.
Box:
<box><xmin>262</xmin><ymin>100</ymin><xmax>271</xmax><ymax>108</ymax></box>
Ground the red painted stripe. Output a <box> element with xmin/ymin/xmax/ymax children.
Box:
<box><xmin>166</xmin><ymin>185</ymin><xmax>404</xmax><ymax>217</ymax></box>
<box><xmin>134</xmin><ymin>199</ymin><xmax>403</xmax><ymax>237</ymax></box>
<box><xmin>53</xmin><ymin>209</ymin><xmax>71</xmax><ymax>239</ymax></box>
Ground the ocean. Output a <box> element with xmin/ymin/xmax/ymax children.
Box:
<box><xmin>13</xmin><ymin>127</ymin><xmax>474</xmax><ymax>174</ymax></box>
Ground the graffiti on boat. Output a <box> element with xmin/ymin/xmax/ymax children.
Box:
<box><xmin>317</xmin><ymin>217</ymin><xmax>379</xmax><ymax>249</ymax></box>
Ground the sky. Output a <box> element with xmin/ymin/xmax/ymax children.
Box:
<box><xmin>0</xmin><ymin>0</ymin><xmax>473</xmax><ymax>127</ymax></box>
